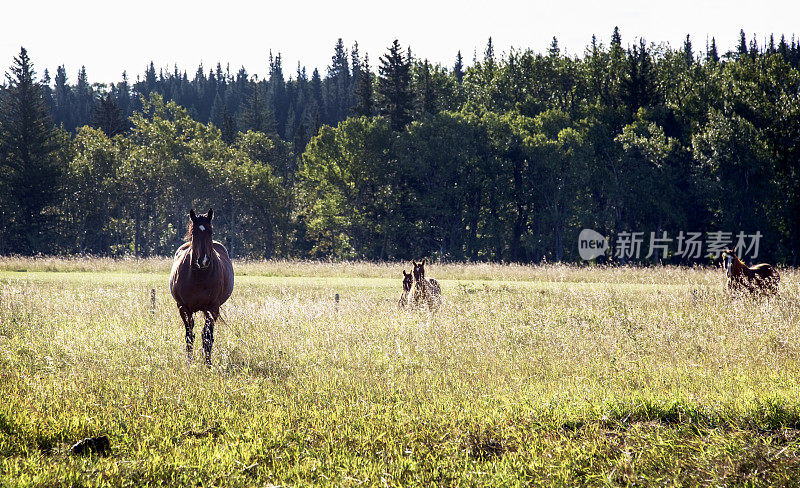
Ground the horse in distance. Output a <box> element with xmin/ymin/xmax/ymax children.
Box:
<box><xmin>398</xmin><ymin>269</ymin><xmax>413</xmax><ymax>308</ymax></box>
<box><xmin>170</xmin><ymin>209</ymin><xmax>234</xmax><ymax>365</ymax></box>
<box><xmin>721</xmin><ymin>248</ymin><xmax>779</xmax><ymax>296</ymax></box>
<box><xmin>411</xmin><ymin>258</ymin><xmax>442</xmax><ymax>309</ymax></box>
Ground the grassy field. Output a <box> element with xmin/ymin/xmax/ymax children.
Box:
<box><xmin>1</xmin><ymin>258</ymin><xmax>800</xmax><ymax>486</ymax></box>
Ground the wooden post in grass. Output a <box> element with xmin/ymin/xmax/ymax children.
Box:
<box><xmin>151</xmin><ymin>289</ymin><xmax>156</xmax><ymax>315</ymax></box>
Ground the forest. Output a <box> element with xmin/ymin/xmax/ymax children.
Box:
<box><xmin>2</xmin><ymin>29</ymin><xmax>800</xmax><ymax>263</ymax></box>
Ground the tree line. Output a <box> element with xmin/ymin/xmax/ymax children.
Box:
<box><xmin>2</xmin><ymin>29</ymin><xmax>800</xmax><ymax>263</ymax></box>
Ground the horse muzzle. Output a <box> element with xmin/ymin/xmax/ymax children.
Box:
<box><xmin>194</xmin><ymin>255</ymin><xmax>211</xmax><ymax>269</ymax></box>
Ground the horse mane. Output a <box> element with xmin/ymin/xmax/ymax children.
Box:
<box><xmin>723</xmin><ymin>248</ymin><xmax>743</xmax><ymax>264</ymax></box>
<box><xmin>184</xmin><ymin>220</ymin><xmax>193</xmax><ymax>242</ymax></box>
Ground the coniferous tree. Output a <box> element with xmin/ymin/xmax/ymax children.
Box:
<box><xmin>74</xmin><ymin>66</ymin><xmax>94</xmax><ymax>129</ymax></box>
<box><xmin>415</xmin><ymin>59</ymin><xmax>436</xmax><ymax>116</ymax></box>
<box><xmin>308</xmin><ymin>68</ymin><xmax>325</xmax><ymax>130</ymax></box>
<box><xmin>240</xmin><ymin>78</ymin><xmax>273</xmax><ymax>133</ymax></box>
<box><xmin>683</xmin><ymin>34</ymin><xmax>693</xmax><ymax>66</ymax></box>
<box><xmin>737</xmin><ymin>30</ymin><xmax>748</xmax><ymax>59</ymax></box>
<box><xmin>116</xmin><ymin>71</ymin><xmax>131</xmax><ymax>118</ymax></box>
<box><xmin>53</xmin><ymin>65</ymin><xmax>72</xmax><ymax>129</ymax></box>
<box><xmin>144</xmin><ymin>61</ymin><xmax>157</xmax><ymax>96</ymax></box>
<box><xmin>326</xmin><ymin>39</ymin><xmax>351</xmax><ymax>123</ymax></box>
<box><xmin>622</xmin><ymin>38</ymin><xmax>656</xmax><ymax>113</ymax></box>
<box><xmin>708</xmin><ymin>37</ymin><xmax>720</xmax><ymax>64</ymax></box>
<box><xmin>549</xmin><ymin>37</ymin><xmax>560</xmax><ymax>57</ymax></box>
<box><xmin>377</xmin><ymin>39</ymin><xmax>413</xmax><ymax>131</ymax></box>
<box><xmin>0</xmin><ymin>47</ymin><xmax>61</xmax><ymax>253</ymax></box>
<box><xmin>41</xmin><ymin>69</ymin><xmax>54</xmax><ymax>115</ymax></box>
<box><xmin>484</xmin><ymin>37</ymin><xmax>496</xmax><ymax>75</ymax></box>
<box><xmin>778</xmin><ymin>35</ymin><xmax>790</xmax><ymax>60</ymax></box>
<box><xmin>351</xmin><ymin>42</ymin><xmax>361</xmax><ymax>109</ymax></box>
<box><xmin>453</xmin><ymin>51</ymin><xmax>464</xmax><ymax>85</ymax></box>
<box><xmin>749</xmin><ymin>34</ymin><xmax>759</xmax><ymax>59</ymax></box>
<box><xmin>269</xmin><ymin>52</ymin><xmax>288</xmax><ymax>138</ymax></box>
<box><xmin>92</xmin><ymin>92</ymin><xmax>127</xmax><ymax>136</ymax></box>
<box><xmin>353</xmin><ymin>54</ymin><xmax>375</xmax><ymax>117</ymax></box>
<box><xmin>609</xmin><ymin>26</ymin><xmax>626</xmax><ymax>107</ymax></box>
<box><xmin>610</xmin><ymin>27</ymin><xmax>623</xmax><ymax>58</ymax></box>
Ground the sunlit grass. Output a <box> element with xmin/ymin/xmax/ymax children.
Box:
<box><xmin>1</xmin><ymin>260</ymin><xmax>799</xmax><ymax>486</ymax></box>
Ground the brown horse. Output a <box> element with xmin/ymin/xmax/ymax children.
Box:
<box><xmin>411</xmin><ymin>259</ymin><xmax>442</xmax><ymax>308</ymax></box>
<box><xmin>170</xmin><ymin>209</ymin><xmax>234</xmax><ymax>365</ymax></box>
<box><xmin>722</xmin><ymin>248</ymin><xmax>779</xmax><ymax>296</ymax></box>
<box><xmin>398</xmin><ymin>270</ymin><xmax>413</xmax><ymax>307</ymax></box>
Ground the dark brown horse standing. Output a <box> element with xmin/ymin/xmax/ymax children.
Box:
<box><xmin>411</xmin><ymin>259</ymin><xmax>442</xmax><ymax>308</ymax></box>
<box><xmin>398</xmin><ymin>270</ymin><xmax>413</xmax><ymax>308</ymax></box>
<box><xmin>722</xmin><ymin>248</ymin><xmax>779</xmax><ymax>296</ymax></box>
<box><xmin>170</xmin><ymin>209</ymin><xmax>234</xmax><ymax>365</ymax></box>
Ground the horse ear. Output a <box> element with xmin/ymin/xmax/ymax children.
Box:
<box><xmin>207</xmin><ymin>208</ymin><xmax>214</xmax><ymax>220</ymax></box>
<box><xmin>422</xmin><ymin>258</ymin><xmax>426</xmax><ymax>265</ymax></box>
<box><xmin>189</xmin><ymin>209</ymin><xmax>197</xmax><ymax>221</ymax></box>
<box><xmin>412</xmin><ymin>260</ymin><xmax>417</xmax><ymax>266</ymax></box>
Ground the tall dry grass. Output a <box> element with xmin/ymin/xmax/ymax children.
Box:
<box><xmin>1</xmin><ymin>261</ymin><xmax>799</xmax><ymax>485</ymax></box>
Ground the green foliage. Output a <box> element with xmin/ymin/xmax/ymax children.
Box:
<box><xmin>0</xmin><ymin>47</ymin><xmax>63</xmax><ymax>254</ymax></box>
<box><xmin>377</xmin><ymin>40</ymin><xmax>414</xmax><ymax>131</ymax></box>
<box><xmin>7</xmin><ymin>32</ymin><xmax>800</xmax><ymax>261</ymax></box>
<box><xmin>300</xmin><ymin>116</ymin><xmax>394</xmax><ymax>258</ymax></box>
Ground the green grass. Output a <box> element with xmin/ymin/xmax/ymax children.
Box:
<box><xmin>1</xmin><ymin>260</ymin><xmax>800</xmax><ymax>486</ymax></box>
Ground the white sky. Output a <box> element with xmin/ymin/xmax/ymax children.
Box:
<box><xmin>2</xmin><ymin>0</ymin><xmax>799</xmax><ymax>85</ymax></box>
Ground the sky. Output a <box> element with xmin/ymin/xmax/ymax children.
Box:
<box><xmin>2</xmin><ymin>0</ymin><xmax>799</xmax><ymax>85</ymax></box>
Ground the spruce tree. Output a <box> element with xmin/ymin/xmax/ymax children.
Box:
<box><xmin>353</xmin><ymin>54</ymin><xmax>375</xmax><ymax>117</ymax></box>
<box><xmin>682</xmin><ymin>34</ymin><xmax>693</xmax><ymax>66</ymax></box>
<box><xmin>779</xmin><ymin>35</ymin><xmax>790</xmax><ymax>60</ymax></box>
<box><xmin>377</xmin><ymin>39</ymin><xmax>413</xmax><ymax>131</ymax></box>
<box><xmin>749</xmin><ymin>34</ymin><xmax>759</xmax><ymax>59</ymax></box>
<box><xmin>269</xmin><ymin>51</ymin><xmax>288</xmax><ymax>138</ymax></box>
<box><xmin>737</xmin><ymin>30</ymin><xmax>748</xmax><ymax>59</ymax></box>
<box><xmin>74</xmin><ymin>66</ymin><xmax>94</xmax><ymax>129</ymax></box>
<box><xmin>350</xmin><ymin>42</ymin><xmax>361</xmax><ymax>107</ymax></box>
<box><xmin>416</xmin><ymin>59</ymin><xmax>436</xmax><ymax>116</ymax></box>
<box><xmin>53</xmin><ymin>65</ymin><xmax>71</xmax><ymax>130</ymax></box>
<box><xmin>92</xmin><ymin>92</ymin><xmax>127</xmax><ymax>136</ymax></box>
<box><xmin>240</xmin><ymin>79</ymin><xmax>273</xmax><ymax>133</ymax></box>
<box><xmin>0</xmin><ymin>47</ymin><xmax>61</xmax><ymax>253</ymax></box>
<box><xmin>708</xmin><ymin>37</ymin><xmax>720</xmax><ymax>64</ymax></box>
<box><xmin>327</xmin><ymin>39</ymin><xmax>351</xmax><ymax>123</ymax></box>
<box><xmin>116</xmin><ymin>71</ymin><xmax>131</xmax><ymax>119</ymax></box>
<box><xmin>453</xmin><ymin>51</ymin><xmax>464</xmax><ymax>85</ymax></box>
<box><xmin>548</xmin><ymin>37</ymin><xmax>560</xmax><ymax>57</ymax></box>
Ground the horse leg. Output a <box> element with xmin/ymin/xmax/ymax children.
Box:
<box><xmin>180</xmin><ymin>306</ymin><xmax>195</xmax><ymax>362</ymax></box>
<box><xmin>202</xmin><ymin>311</ymin><xmax>215</xmax><ymax>367</ymax></box>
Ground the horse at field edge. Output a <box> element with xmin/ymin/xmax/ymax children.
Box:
<box><xmin>170</xmin><ymin>209</ymin><xmax>234</xmax><ymax>366</ymax></box>
<box><xmin>721</xmin><ymin>248</ymin><xmax>779</xmax><ymax>296</ymax></box>
<box><xmin>398</xmin><ymin>269</ymin><xmax>413</xmax><ymax>308</ymax></box>
<box><xmin>411</xmin><ymin>258</ymin><xmax>442</xmax><ymax>309</ymax></box>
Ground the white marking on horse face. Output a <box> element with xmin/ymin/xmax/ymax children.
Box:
<box><xmin>198</xmin><ymin>225</ymin><xmax>205</xmax><ymax>231</ymax></box>
<box><xmin>201</xmin><ymin>255</ymin><xmax>209</xmax><ymax>268</ymax></box>
<box><xmin>725</xmin><ymin>255</ymin><xmax>733</xmax><ymax>277</ymax></box>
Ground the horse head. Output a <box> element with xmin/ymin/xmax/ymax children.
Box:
<box><xmin>721</xmin><ymin>248</ymin><xmax>738</xmax><ymax>278</ymax></box>
<box><xmin>402</xmin><ymin>270</ymin><xmax>413</xmax><ymax>293</ymax></box>
<box><xmin>412</xmin><ymin>258</ymin><xmax>426</xmax><ymax>284</ymax></box>
<box><xmin>187</xmin><ymin>208</ymin><xmax>214</xmax><ymax>270</ymax></box>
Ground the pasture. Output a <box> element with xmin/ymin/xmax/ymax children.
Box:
<box><xmin>1</xmin><ymin>258</ymin><xmax>800</xmax><ymax>486</ymax></box>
